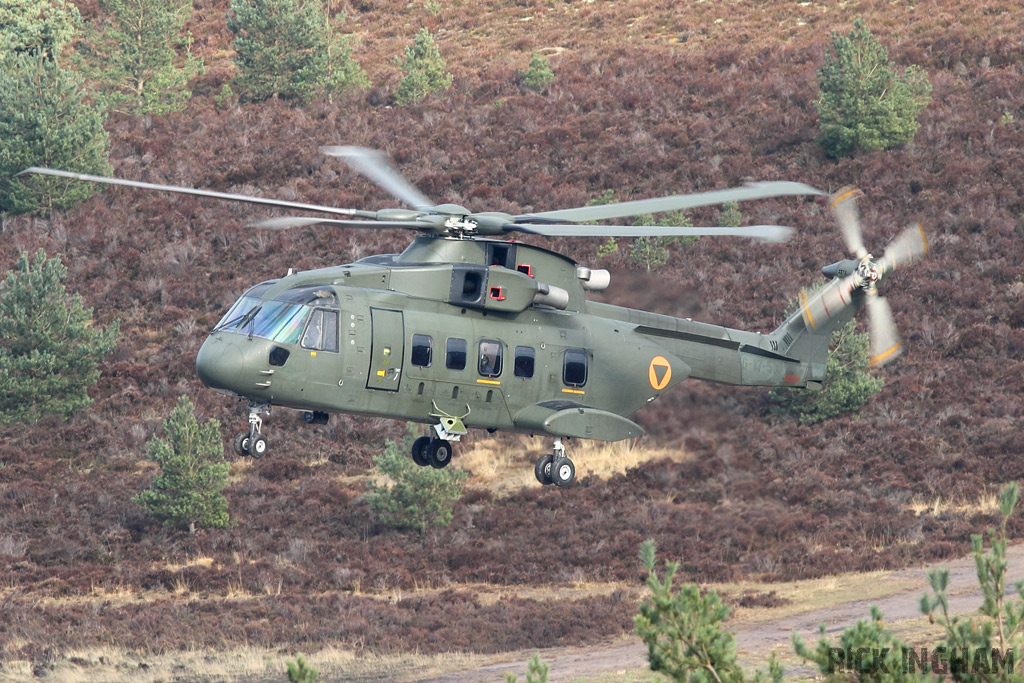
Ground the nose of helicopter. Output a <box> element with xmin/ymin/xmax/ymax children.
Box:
<box><xmin>196</xmin><ymin>335</ymin><xmax>245</xmax><ymax>393</ymax></box>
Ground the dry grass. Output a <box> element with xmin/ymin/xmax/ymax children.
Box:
<box><xmin>22</xmin><ymin>645</ymin><xmax>490</xmax><ymax>683</ymax></box>
<box><xmin>906</xmin><ymin>492</ymin><xmax>1001</xmax><ymax>518</ymax></box>
<box><xmin>457</xmin><ymin>435</ymin><xmax>688</xmax><ymax>496</ymax></box>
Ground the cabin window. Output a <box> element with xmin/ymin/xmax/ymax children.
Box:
<box><xmin>514</xmin><ymin>346</ymin><xmax>535</xmax><ymax>378</ymax></box>
<box><xmin>300</xmin><ymin>309</ymin><xmax>339</xmax><ymax>352</ymax></box>
<box><xmin>446</xmin><ymin>338</ymin><xmax>467</xmax><ymax>370</ymax></box>
<box><xmin>562</xmin><ymin>348</ymin><xmax>588</xmax><ymax>387</ymax></box>
<box><xmin>411</xmin><ymin>334</ymin><xmax>432</xmax><ymax>367</ymax></box>
<box><xmin>478</xmin><ymin>340</ymin><xmax>503</xmax><ymax>377</ymax></box>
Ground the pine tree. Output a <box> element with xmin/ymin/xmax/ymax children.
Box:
<box><xmin>227</xmin><ymin>0</ymin><xmax>366</xmax><ymax>103</ymax></box>
<box><xmin>635</xmin><ymin>539</ymin><xmax>783</xmax><ymax>683</ymax></box>
<box><xmin>394</xmin><ymin>28</ymin><xmax>452</xmax><ymax>105</ymax></box>
<box><xmin>77</xmin><ymin>0</ymin><xmax>202</xmax><ymax>115</ymax></box>
<box><xmin>0</xmin><ymin>0</ymin><xmax>80</xmax><ymax>62</ymax></box>
<box><xmin>365</xmin><ymin>439</ymin><xmax>467</xmax><ymax>531</ymax></box>
<box><xmin>770</xmin><ymin>319</ymin><xmax>883</xmax><ymax>424</ymax></box>
<box><xmin>0</xmin><ymin>250</ymin><xmax>118</xmax><ymax>425</ymax></box>
<box><xmin>816</xmin><ymin>19</ymin><xmax>932</xmax><ymax>158</ymax></box>
<box><xmin>520</xmin><ymin>53</ymin><xmax>554</xmax><ymax>93</ymax></box>
<box><xmin>0</xmin><ymin>51</ymin><xmax>112</xmax><ymax>215</ymax></box>
<box><xmin>134</xmin><ymin>396</ymin><xmax>231</xmax><ymax>533</ymax></box>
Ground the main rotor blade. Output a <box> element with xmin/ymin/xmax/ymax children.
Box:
<box><xmin>878</xmin><ymin>222</ymin><xmax>929</xmax><ymax>275</ymax></box>
<box><xmin>507</xmin><ymin>223</ymin><xmax>794</xmax><ymax>242</ymax></box>
<box><xmin>17</xmin><ymin>167</ymin><xmax>376</xmax><ymax>219</ymax></box>
<box><xmin>830</xmin><ymin>186</ymin><xmax>867</xmax><ymax>258</ymax></box>
<box><xmin>516</xmin><ymin>181</ymin><xmax>824</xmax><ymax>224</ymax></box>
<box><xmin>248</xmin><ymin>216</ymin><xmax>430</xmax><ymax>231</ymax></box>
<box><xmin>867</xmin><ymin>292</ymin><xmax>902</xmax><ymax>366</ymax></box>
<box><xmin>321</xmin><ymin>146</ymin><xmax>433</xmax><ymax>210</ymax></box>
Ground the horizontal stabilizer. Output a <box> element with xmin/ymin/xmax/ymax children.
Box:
<box><xmin>514</xmin><ymin>401</ymin><xmax>645</xmax><ymax>442</ymax></box>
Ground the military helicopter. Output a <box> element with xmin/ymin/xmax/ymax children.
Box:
<box><xmin>21</xmin><ymin>150</ymin><xmax>927</xmax><ymax>487</ymax></box>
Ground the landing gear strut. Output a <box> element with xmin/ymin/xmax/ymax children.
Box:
<box><xmin>233</xmin><ymin>403</ymin><xmax>270</xmax><ymax>458</ymax></box>
<box><xmin>535</xmin><ymin>437</ymin><xmax>575</xmax><ymax>487</ymax></box>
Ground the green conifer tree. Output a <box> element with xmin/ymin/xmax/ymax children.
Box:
<box><xmin>0</xmin><ymin>0</ymin><xmax>80</xmax><ymax>61</ymax></box>
<box><xmin>394</xmin><ymin>28</ymin><xmax>452</xmax><ymax>105</ymax></box>
<box><xmin>770</xmin><ymin>318</ymin><xmax>883</xmax><ymax>424</ymax></box>
<box><xmin>286</xmin><ymin>654</ymin><xmax>321</xmax><ymax>683</ymax></box>
<box><xmin>0</xmin><ymin>52</ymin><xmax>112</xmax><ymax>215</ymax></box>
<box><xmin>520</xmin><ymin>53</ymin><xmax>554</xmax><ymax>93</ymax></box>
<box><xmin>134</xmin><ymin>396</ymin><xmax>231</xmax><ymax>533</ymax></box>
<box><xmin>635</xmin><ymin>539</ymin><xmax>783</xmax><ymax>683</ymax></box>
<box><xmin>0</xmin><ymin>250</ymin><xmax>118</xmax><ymax>425</ymax></box>
<box><xmin>77</xmin><ymin>0</ymin><xmax>202</xmax><ymax>115</ymax></box>
<box><xmin>816</xmin><ymin>19</ymin><xmax>932</xmax><ymax>158</ymax></box>
<box><xmin>227</xmin><ymin>0</ymin><xmax>367</xmax><ymax>103</ymax></box>
<box><xmin>365</xmin><ymin>439</ymin><xmax>467</xmax><ymax>531</ymax></box>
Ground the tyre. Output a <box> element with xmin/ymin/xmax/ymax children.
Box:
<box><xmin>411</xmin><ymin>436</ymin><xmax>431</xmax><ymax>467</ymax></box>
<box><xmin>233</xmin><ymin>431</ymin><xmax>250</xmax><ymax>457</ymax></box>
<box><xmin>534</xmin><ymin>454</ymin><xmax>553</xmax><ymax>485</ymax></box>
<box><xmin>427</xmin><ymin>439</ymin><xmax>452</xmax><ymax>469</ymax></box>
<box><xmin>552</xmin><ymin>457</ymin><xmax>575</xmax><ymax>487</ymax></box>
<box><xmin>249</xmin><ymin>434</ymin><xmax>268</xmax><ymax>458</ymax></box>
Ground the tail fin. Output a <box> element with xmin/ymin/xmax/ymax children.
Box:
<box><xmin>771</xmin><ymin>276</ymin><xmax>864</xmax><ymax>387</ymax></box>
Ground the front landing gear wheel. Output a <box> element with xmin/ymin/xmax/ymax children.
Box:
<box><xmin>233</xmin><ymin>431</ymin><xmax>250</xmax><ymax>457</ymax></box>
<box><xmin>427</xmin><ymin>439</ymin><xmax>453</xmax><ymax>469</ymax></box>
<box><xmin>534</xmin><ymin>454</ymin><xmax>553</xmax><ymax>485</ymax></box>
<box><xmin>411</xmin><ymin>436</ymin><xmax>431</xmax><ymax>467</ymax></box>
<box><xmin>552</xmin><ymin>457</ymin><xmax>575</xmax><ymax>487</ymax></box>
<box><xmin>249</xmin><ymin>434</ymin><xmax>268</xmax><ymax>458</ymax></box>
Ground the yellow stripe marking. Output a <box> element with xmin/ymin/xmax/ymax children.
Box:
<box><xmin>561</xmin><ymin>388</ymin><xmax>585</xmax><ymax>395</ymax></box>
<box><xmin>799</xmin><ymin>289</ymin><xmax>817</xmax><ymax>330</ymax></box>
<box><xmin>916</xmin><ymin>221</ymin><xmax>929</xmax><ymax>257</ymax></box>
<box><xmin>870</xmin><ymin>342</ymin><xmax>903</xmax><ymax>366</ymax></box>
<box><xmin>476</xmin><ymin>378</ymin><xmax>501</xmax><ymax>386</ymax></box>
<box><xmin>830</xmin><ymin>187</ymin><xmax>861</xmax><ymax>209</ymax></box>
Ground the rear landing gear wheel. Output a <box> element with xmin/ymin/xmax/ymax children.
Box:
<box><xmin>233</xmin><ymin>431</ymin><xmax>250</xmax><ymax>457</ymax></box>
<box><xmin>427</xmin><ymin>439</ymin><xmax>453</xmax><ymax>469</ymax></box>
<box><xmin>249</xmin><ymin>434</ymin><xmax>268</xmax><ymax>459</ymax></box>
<box><xmin>552</xmin><ymin>457</ymin><xmax>575</xmax><ymax>487</ymax></box>
<box><xmin>534</xmin><ymin>454</ymin><xmax>553</xmax><ymax>486</ymax></box>
<box><xmin>411</xmin><ymin>436</ymin><xmax>431</xmax><ymax>467</ymax></box>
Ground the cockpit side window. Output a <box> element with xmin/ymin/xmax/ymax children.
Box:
<box><xmin>301</xmin><ymin>309</ymin><xmax>339</xmax><ymax>352</ymax></box>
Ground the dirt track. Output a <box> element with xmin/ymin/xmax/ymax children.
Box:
<box><xmin>422</xmin><ymin>544</ymin><xmax>1024</xmax><ymax>682</ymax></box>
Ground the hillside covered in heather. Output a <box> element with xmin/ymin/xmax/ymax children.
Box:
<box><xmin>1</xmin><ymin>0</ymin><xmax>1023</xmax><ymax>677</ymax></box>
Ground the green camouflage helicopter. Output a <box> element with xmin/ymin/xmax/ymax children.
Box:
<box><xmin>22</xmin><ymin>150</ymin><xmax>926</xmax><ymax>486</ymax></box>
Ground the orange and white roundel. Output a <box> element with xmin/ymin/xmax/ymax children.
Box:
<box><xmin>648</xmin><ymin>356</ymin><xmax>672</xmax><ymax>391</ymax></box>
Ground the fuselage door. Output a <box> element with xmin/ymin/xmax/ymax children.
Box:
<box><xmin>367</xmin><ymin>308</ymin><xmax>404</xmax><ymax>391</ymax></box>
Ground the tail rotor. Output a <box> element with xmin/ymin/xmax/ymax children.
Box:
<box><xmin>824</xmin><ymin>187</ymin><xmax>929</xmax><ymax>366</ymax></box>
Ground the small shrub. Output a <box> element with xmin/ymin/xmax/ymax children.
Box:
<box><xmin>286</xmin><ymin>654</ymin><xmax>320</xmax><ymax>683</ymax></box>
<box><xmin>920</xmin><ymin>482</ymin><xmax>1023</xmax><ymax>679</ymax></box>
<box><xmin>133</xmin><ymin>395</ymin><xmax>231</xmax><ymax>533</ymax></box>
<box><xmin>394</xmin><ymin>28</ymin><xmax>452</xmax><ymax>105</ymax></box>
<box><xmin>718</xmin><ymin>201</ymin><xmax>742</xmax><ymax>228</ymax></box>
<box><xmin>815</xmin><ymin>19</ymin><xmax>932</xmax><ymax>157</ymax></box>
<box><xmin>771</xmin><ymin>319</ymin><xmax>883</xmax><ymax>424</ymax></box>
<box><xmin>365</xmin><ymin>438</ymin><xmax>467</xmax><ymax>531</ymax></box>
<box><xmin>635</xmin><ymin>539</ymin><xmax>782</xmax><ymax>682</ymax></box>
<box><xmin>505</xmin><ymin>654</ymin><xmax>549</xmax><ymax>683</ymax></box>
<box><xmin>520</xmin><ymin>54</ymin><xmax>554</xmax><ymax>93</ymax></box>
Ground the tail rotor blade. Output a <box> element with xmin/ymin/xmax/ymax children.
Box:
<box><xmin>867</xmin><ymin>293</ymin><xmax>902</xmax><ymax>366</ymax></box>
<box><xmin>321</xmin><ymin>146</ymin><xmax>434</xmax><ymax>210</ymax></box>
<box><xmin>878</xmin><ymin>222</ymin><xmax>929</xmax><ymax>275</ymax></box>
<box><xmin>830</xmin><ymin>186</ymin><xmax>867</xmax><ymax>259</ymax></box>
